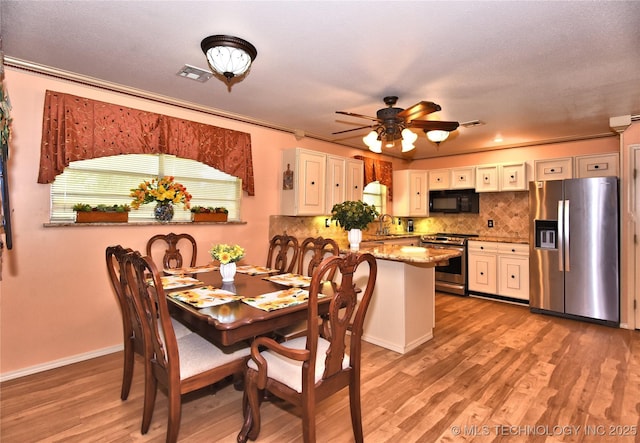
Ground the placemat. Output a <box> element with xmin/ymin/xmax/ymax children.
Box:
<box><xmin>169</xmin><ymin>286</ymin><xmax>241</xmax><ymax>308</ymax></box>
<box><xmin>236</xmin><ymin>265</ymin><xmax>280</xmax><ymax>275</ymax></box>
<box><xmin>262</xmin><ymin>273</ymin><xmax>312</xmax><ymax>288</ymax></box>
<box><xmin>242</xmin><ymin>288</ymin><xmax>322</xmax><ymax>311</ymax></box>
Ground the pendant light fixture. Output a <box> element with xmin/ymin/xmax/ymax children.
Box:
<box><xmin>425</xmin><ymin>129</ymin><xmax>450</xmax><ymax>145</ymax></box>
<box><xmin>362</xmin><ymin>126</ymin><xmax>418</xmax><ymax>153</ymax></box>
<box><xmin>201</xmin><ymin>35</ymin><xmax>257</xmax><ymax>82</ymax></box>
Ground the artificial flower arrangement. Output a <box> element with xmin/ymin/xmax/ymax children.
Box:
<box><xmin>330</xmin><ymin>200</ymin><xmax>379</xmax><ymax>231</ymax></box>
<box><xmin>210</xmin><ymin>244</ymin><xmax>245</xmax><ymax>264</ymax></box>
<box><xmin>129</xmin><ymin>176</ymin><xmax>192</xmax><ymax>209</ymax></box>
<box><xmin>73</xmin><ymin>203</ymin><xmax>130</xmax><ymax>223</ymax></box>
<box><xmin>73</xmin><ymin>203</ymin><xmax>131</xmax><ymax>212</ymax></box>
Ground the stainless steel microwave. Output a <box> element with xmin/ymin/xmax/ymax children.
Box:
<box><xmin>429</xmin><ymin>189</ymin><xmax>480</xmax><ymax>213</ymax></box>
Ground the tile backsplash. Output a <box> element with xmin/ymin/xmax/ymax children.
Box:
<box><xmin>269</xmin><ymin>191</ymin><xmax>530</xmax><ymax>242</ymax></box>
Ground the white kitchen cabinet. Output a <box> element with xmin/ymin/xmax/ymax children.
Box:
<box><xmin>468</xmin><ymin>241</ymin><xmax>498</xmax><ymax>294</ymax></box>
<box><xmin>575</xmin><ymin>153</ymin><xmax>619</xmax><ymax>178</ymax></box>
<box><xmin>499</xmin><ymin>162</ymin><xmax>527</xmax><ymax>191</ymax></box>
<box><xmin>468</xmin><ymin>240</ymin><xmax>529</xmax><ymax>301</ymax></box>
<box><xmin>497</xmin><ymin>243</ymin><xmax>529</xmax><ymax>301</ymax></box>
<box><xmin>428</xmin><ymin>169</ymin><xmax>450</xmax><ymax>190</ymax></box>
<box><xmin>475</xmin><ymin>165</ymin><xmax>500</xmax><ymax>192</ymax></box>
<box><xmin>534</xmin><ymin>157</ymin><xmax>573</xmax><ymax>181</ymax></box>
<box><xmin>281</xmin><ymin>148</ymin><xmax>363</xmax><ymax>215</ymax></box>
<box><xmin>450</xmin><ymin>167</ymin><xmax>475</xmax><ymax>189</ymax></box>
<box><xmin>393</xmin><ymin>170</ymin><xmax>429</xmax><ymax>217</ymax></box>
<box><xmin>281</xmin><ymin>148</ymin><xmax>326</xmax><ymax>215</ymax></box>
<box><xmin>345</xmin><ymin>158</ymin><xmax>364</xmax><ymax>202</ymax></box>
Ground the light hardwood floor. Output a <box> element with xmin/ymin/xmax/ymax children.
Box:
<box><xmin>2</xmin><ymin>293</ymin><xmax>639</xmax><ymax>443</ymax></box>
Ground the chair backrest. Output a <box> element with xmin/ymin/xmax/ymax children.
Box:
<box><xmin>106</xmin><ymin>245</ymin><xmax>144</xmax><ymax>354</ymax></box>
<box><xmin>266</xmin><ymin>234</ymin><xmax>299</xmax><ymax>273</ymax></box>
<box><xmin>146</xmin><ymin>233</ymin><xmax>197</xmax><ymax>271</ymax></box>
<box><xmin>297</xmin><ymin>237</ymin><xmax>340</xmax><ymax>278</ymax></box>
<box><xmin>122</xmin><ymin>252</ymin><xmax>178</xmax><ymax>381</ymax></box>
<box><xmin>305</xmin><ymin>252</ymin><xmax>377</xmax><ymax>385</ymax></box>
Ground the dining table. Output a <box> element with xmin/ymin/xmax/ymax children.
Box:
<box><xmin>164</xmin><ymin>267</ymin><xmax>333</xmax><ymax>347</ymax></box>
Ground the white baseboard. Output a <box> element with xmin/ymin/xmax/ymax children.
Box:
<box><xmin>0</xmin><ymin>344</ymin><xmax>123</xmax><ymax>383</ymax></box>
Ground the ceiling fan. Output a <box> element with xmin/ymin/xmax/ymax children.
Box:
<box><xmin>334</xmin><ymin>96</ymin><xmax>459</xmax><ymax>153</ymax></box>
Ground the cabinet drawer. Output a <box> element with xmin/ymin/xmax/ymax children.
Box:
<box><xmin>497</xmin><ymin>242</ymin><xmax>529</xmax><ymax>255</ymax></box>
<box><xmin>534</xmin><ymin>158</ymin><xmax>573</xmax><ymax>181</ymax></box>
<box><xmin>468</xmin><ymin>241</ymin><xmax>498</xmax><ymax>252</ymax></box>
<box><xmin>575</xmin><ymin>153</ymin><xmax>619</xmax><ymax>178</ymax></box>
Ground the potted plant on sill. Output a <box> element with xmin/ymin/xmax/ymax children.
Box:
<box><xmin>330</xmin><ymin>200</ymin><xmax>379</xmax><ymax>250</ymax></box>
<box><xmin>191</xmin><ymin>206</ymin><xmax>229</xmax><ymax>222</ymax></box>
<box><xmin>73</xmin><ymin>203</ymin><xmax>131</xmax><ymax>223</ymax></box>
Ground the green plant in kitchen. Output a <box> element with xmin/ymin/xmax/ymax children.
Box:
<box><xmin>330</xmin><ymin>200</ymin><xmax>379</xmax><ymax>231</ymax></box>
<box><xmin>190</xmin><ymin>206</ymin><xmax>228</xmax><ymax>214</ymax></box>
<box><xmin>73</xmin><ymin>203</ymin><xmax>131</xmax><ymax>212</ymax></box>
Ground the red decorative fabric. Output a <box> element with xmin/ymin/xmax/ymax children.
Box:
<box><xmin>38</xmin><ymin>90</ymin><xmax>255</xmax><ymax>195</ymax></box>
<box><xmin>354</xmin><ymin>155</ymin><xmax>393</xmax><ymax>200</ymax></box>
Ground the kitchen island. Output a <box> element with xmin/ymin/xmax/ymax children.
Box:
<box><xmin>349</xmin><ymin>242</ymin><xmax>462</xmax><ymax>354</ymax></box>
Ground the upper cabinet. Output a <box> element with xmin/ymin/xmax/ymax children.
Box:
<box><xmin>534</xmin><ymin>157</ymin><xmax>573</xmax><ymax>181</ymax></box>
<box><xmin>475</xmin><ymin>162</ymin><xmax>527</xmax><ymax>192</ymax></box>
<box><xmin>428</xmin><ymin>167</ymin><xmax>475</xmax><ymax>190</ymax></box>
<box><xmin>428</xmin><ymin>169</ymin><xmax>450</xmax><ymax>190</ymax></box>
<box><xmin>575</xmin><ymin>153</ymin><xmax>619</xmax><ymax>178</ymax></box>
<box><xmin>280</xmin><ymin>148</ymin><xmax>363</xmax><ymax>216</ymax></box>
<box><xmin>393</xmin><ymin>170</ymin><xmax>429</xmax><ymax>217</ymax></box>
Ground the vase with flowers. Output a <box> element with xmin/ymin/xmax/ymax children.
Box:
<box><xmin>331</xmin><ymin>200</ymin><xmax>379</xmax><ymax>250</ymax></box>
<box><xmin>210</xmin><ymin>243</ymin><xmax>245</xmax><ymax>282</ymax></box>
<box><xmin>130</xmin><ymin>176</ymin><xmax>192</xmax><ymax>222</ymax></box>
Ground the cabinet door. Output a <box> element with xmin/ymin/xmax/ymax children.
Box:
<box><xmin>475</xmin><ymin>165</ymin><xmax>499</xmax><ymax>192</ymax></box>
<box><xmin>297</xmin><ymin>150</ymin><xmax>326</xmax><ymax>215</ymax></box>
<box><xmin>450</xmin><ymin>167</ymin><xmax>475</xmax><ymax>189</ymax></box>
<box><xmin>500</xmin><ymin>162</ymin><xmax>527</xmax><ymax>191</ymax></box>
<box><xmin>428</xmin><ymin>169</ymin><xmax>450</xmax><ymax>190</ymax></box>
<box><xmin>498</xmin><ymin>255</ymin><xmax>529</xmax><ymax>300</ymax></box>
<box><xmin>534</xmin><ymin>158</ymin><xmax>573</xmax><ymax>181</ymax></box>
<box><xmin>468</xmin><ymin>251</ymin><xmax>497</xmax><ymax>294</ymax></box>
<box><xmin>409</xmin><ymin>171</ymin><xmax>429</xmax><ymax>216</ymax></box>
<box><xmin>325</xmin><ymin>156</ymin><xmax>345</xmax><ymax>213</ymax></box>
<box><xmin>575</xmin><ymin>153</ymin><xmax>619</xmax><ymax>178</ymax></box>
<box><xmin>345</xmin><ymin>158</ymin><xmax>364</xmax><ymax>202</ymax></box>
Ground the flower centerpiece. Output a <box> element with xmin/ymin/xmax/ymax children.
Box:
<box><xmin>73</xmin><ymin>203</ymin><xmax>130</xmax><ymax>223</ymax></box>
<box><xmin>190</xmin><ymin>206</ymin><xmax>229</xmax><ymax>222</ymax></box>
<box><xmin>130</xmin><ymin>176</ymin><xmax>192</xmax><ymax>222</ymax></box>
<box><xmin>331</xmin><ymin>200</ymin><xmax>379</xmax><ymax>250</ymax></box>
<box><xmin>210</xmin><ymin>243</ymin><xmax>245</xmax><ymax>282</ymax></box>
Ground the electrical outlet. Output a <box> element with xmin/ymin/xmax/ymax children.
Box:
<box><xmin>325</xmin><ymin>218</ymin><xmax>330</xmax><ymax>228</ymax></box>
<box><xmin>398</xmin><ymin>218</ymin><xmax>402</xmax><ymax>225</ymax></box>
<box><xmin>488</xmin><ymin>219</ymin><xmax>494</xmax><ymax>228</ymax></box>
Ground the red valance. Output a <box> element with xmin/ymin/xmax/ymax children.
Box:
<box><xmin>38</xmin><ymin>90</ymin><xmax>255</xmax><ymax>195</ymax></box>
<box><xmin>354</xmin><ymin>155</ymin><xmax>393</xmax><ymax>200</ymax></box>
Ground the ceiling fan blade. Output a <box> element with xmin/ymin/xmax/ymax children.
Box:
<box><xmin>408</xmin><ymin>120</ymin><xmax>460</xmax><ymax>132</ymax></box>
<box><xmin>335</xmin><ymin>111</ymin><xmax>380</xmax><ymax>123</ymax></box>
<box><xmin>397</xmin><ymin>101</ymin><xmax>441</xmax><ymax>120</ymax></box>
<box><xmin>332</xmin><ymin>124</ymin><xmax>375</xmax><ymax>135</ymax></box>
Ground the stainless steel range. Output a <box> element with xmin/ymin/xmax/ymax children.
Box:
<box><xmin>420</xmin><ymin>233</ymin><xmax>478</xmax><ymax>296</ymax></box>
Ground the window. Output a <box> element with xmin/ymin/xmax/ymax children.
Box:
<box><xmin>362</xmin><ymin>181</ymin><xmax>386</xmax><ymax>214</ymax></box>
<box><xmin>51</xmin><ymin>154</ymin><xmax>242</xmax><ymax>222</ymax></box>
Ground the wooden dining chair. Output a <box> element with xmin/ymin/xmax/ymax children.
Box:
<box><xmin>122</xmin><ymin>252</ymin><xmax>250</xmax><ymax>443</ymax></box>
<box><xmin>146</xmin><ymin>232</ymin><xmax>197</xmax><ymax>272</ymax></box>
<box><xmin>274</xmin><ymin>236</ymin><xmax>341</xmax><ymax>341</ymax></box>
<box><xmin>266</xmin><ymin>233</ymin><xmax>299</xmax><ymax>273</ymax></box>
<box><xmin>106</xmin><ymin>245</ymin><xmax>193</xmax><ymax>402</ymax></box>
<box><xmin>237</xmin><ymin>252</ymin><xmax>378</xmax><ymax>443</ymax></box>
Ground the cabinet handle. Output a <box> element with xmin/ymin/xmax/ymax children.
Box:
<box><xmin>311</xmin><ymin>181</ymin><xmax>315</xmax><ymax>185</ymax></box>
<box><xmin>480</xmin><ymin>272</ymin><xmax>484</xmax><ymax>275</ymax></box>
<box><xmin>511</xmin><ymin>275</ymin><xmax>516</xmax><ymax>279</ymax></box>
<box><xmin>511</xmin><ymin>248</ymin><xmax>515</xmax><ymax>252</ymax></box>
<box><xmin>354</xmin><ymin>185</ymin><xmax>358</xmax><ymax>189</ymax></box>
<box><xmin>480</xmin><ymin>246</ymin><xmax>484</xmax><ymax>250</ymax></box>
<box><xmin>336</xmin><ymin>183</ymin><xmax>339</xmax><ymax>187</ymax></box>
<box><xmin>416</xmin><ymin>192</ymin><xmax>420</xmax><ymax>195</ymax></box>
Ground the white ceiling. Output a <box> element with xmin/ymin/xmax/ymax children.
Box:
<box><xmin>2</xmin><ymin>1</ymin><xmax>640</xmax><ymax>159</ymax></box>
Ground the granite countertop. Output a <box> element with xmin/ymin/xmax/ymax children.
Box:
<box><xmin>341</xmin><ymin>243</ymin><xmax>461</xmax><ymax>266</ymax></box>
<box><xmin>471</xmin><ymin>236</ymin><xmax>529</xmax><ymax>244</ymax></box>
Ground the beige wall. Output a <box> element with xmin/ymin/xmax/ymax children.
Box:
<box><xmin>1</xmin><ymin>66</ymin><xmax>637</xmax><ymax>379</ymax></box>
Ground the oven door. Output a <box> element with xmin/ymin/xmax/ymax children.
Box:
<box><xmin>422</xmin><ymin>242</ymin><xmax>467</xmax><ymax>295</ymax></box>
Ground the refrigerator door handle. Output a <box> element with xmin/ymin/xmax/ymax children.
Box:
<box><xmin>564</xmin><ymin>199</ymin><xmax>570</xmax><ymax>272</ymax></box>
<box><xmin>558</xmin><ymin>200</ymin><xmax>564</xmax><ymax>271</ymax></box>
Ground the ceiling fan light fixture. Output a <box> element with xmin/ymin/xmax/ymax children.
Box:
<box><xmin>363</xmin><ymin>130</ymin><xmax>382</xmax><ymax>153</ymax></box>
<box><xmin>401</xmin><ymin>128</ymin><xmax>417</xmax><ymax>152</ymax></box>
<box><xmin>426</xmin><ymin>129</ymin><xmax>450</xmax><ymax>144</ymax></box>
<box><xmin>201</xmin><ymin>35</ymin><xmax>257</xmax><ymax>81</ymax></box>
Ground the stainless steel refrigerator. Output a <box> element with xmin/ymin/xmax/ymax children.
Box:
<box><xmin>529</xmin><ymin>177</ymin><xmax>619</xmax><ymax>325</ymax></box>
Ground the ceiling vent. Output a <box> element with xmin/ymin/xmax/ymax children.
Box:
<box><xmin>176</xmin><ymin>64</ymin><xmax>213</xmax><ymax>82</ymax></box>
<box><xmin>460</xmin><ymin>120</ymin><xmax>485</xmax><ymax>128</ymax></box>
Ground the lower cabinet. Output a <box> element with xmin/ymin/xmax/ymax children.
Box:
<box><xmin>468</xmin><ymin>241</ymin><xmax>529</xmax><ymax>301</ymax></box>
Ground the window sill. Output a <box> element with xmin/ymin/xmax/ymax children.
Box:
<box><xmin>43</xmin><ymin>220</ymin><xmax>247</xmax><ymax>227</ymax></box>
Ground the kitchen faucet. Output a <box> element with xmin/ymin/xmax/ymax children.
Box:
<box><xmin>377</xmin><ymin>214</ymin><xmax>393</xmax><ymax>235</ymax></box>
